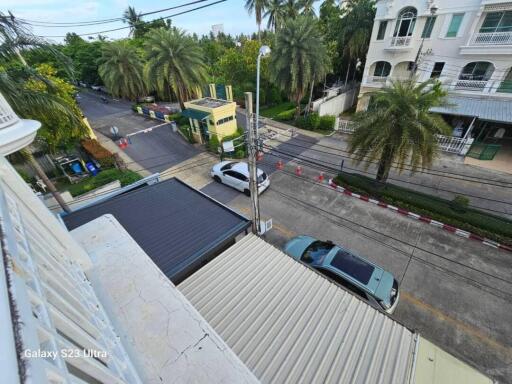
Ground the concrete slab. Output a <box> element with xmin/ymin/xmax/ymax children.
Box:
<box><xmin>71</xmin><ymin>215</ymin><xmax>259</xmax><ymax>384</ymax></box>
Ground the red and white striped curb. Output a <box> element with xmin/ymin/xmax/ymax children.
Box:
<box><xmin>328</xmin><ymin>179</ymin><xmax>512</xmax><ymax>253</ymax></box>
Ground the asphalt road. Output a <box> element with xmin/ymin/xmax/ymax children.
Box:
<box><xmin>78</xmin><ymin>89</ymin><xmax>201</xmax><ymax>174</ymax></box>
<box><xmin>79</xmin><ymin>93</ymin><xmax>512</xmax><ymax>382</ymax></box>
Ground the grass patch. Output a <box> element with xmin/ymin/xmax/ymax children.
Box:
<box><xmin>260</xmin><ymin>102</ymin><xmax>296</xmax><ymax>119</ymax></box>
<box><xmin>333</xmin><ymin>172</ymin><xmax>512</xmax><ymax>246</ymax></box>
<box><xmin>61</xmin><ymin>169</ymin><xmax>142</xmax><ymax>197</ymax></box>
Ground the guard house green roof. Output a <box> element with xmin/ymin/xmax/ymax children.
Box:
<box><xmin>181</xmin><ymin>108</ymin><xmax>210</xmax><ymax>120</ymax></box>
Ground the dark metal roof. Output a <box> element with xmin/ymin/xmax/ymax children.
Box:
<box><xmin>64</xmin><ymin>178</ymin><xmax>250</xmax><ymax>283</ymax></box>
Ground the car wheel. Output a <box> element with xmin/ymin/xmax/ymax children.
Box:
<box><xmin>213</xmin><ymin>175</ymin><xmax>221</xmax><ymax>183</ymax></box>
<box><xmin>244</xmin><ymin>189</ymin><xmax>250</xmax><ymax>196</ymax></box>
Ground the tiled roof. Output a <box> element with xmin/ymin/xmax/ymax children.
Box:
<box><xmin>179</xmin><ymin>234</ymin><xmax>417</xmax><ymax>384</ymax></box>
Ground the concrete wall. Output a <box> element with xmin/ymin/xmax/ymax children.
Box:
<box><xmin>316</xmin><ymin>87</ymin><xmax>360</xmax><ymax>116</ymax></box>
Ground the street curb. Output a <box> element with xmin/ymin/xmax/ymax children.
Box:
<box><xmin>328</xmin><ymin>179</ymin><xmax>512</xmax><ymax>253</ymax></box>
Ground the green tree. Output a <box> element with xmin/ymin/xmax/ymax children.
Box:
<box><xmin>123</xmin><ymin>6</ymin><xmax>141</xmax><ymax>37</ymax></box>
<box><xmin>98</xmin><ymin>41</ymin><xmax>146</xmax><ymax>100</ymax></box>
<box><xmin>348</xmin><ymin>79</ymin><xmax>451</xmax><ymax>182</ymax></box>
<box><xmin>62</xmin><ymin>33</ymin><xmax>104</xmax><ymax>85</ymax></box>
<box><xmin>245</xmin><ymin>0</ymin><xmax>268</xmax><ymax>40</ymax></box>
<box><xmin>300</xmin><ymin>0</ymin><xmax>318</xmax><ymax>17</ymax></box>
<box><xmin>282</xmin><ymin>0</ymin><xmax>301</xmax><ymax>18</ymax></box>
<box><xmin>0</xmin><ymin>12</ymin><xmax>86</xmax><ymax>212</ymax></box>
<box><xmin>270</xmin><ymin>16</ymin><xmax>330</xmax><ymax>117</ymax></box>
<box><xmin>264</xmin><ymin>0</ymin><xmax>285</xmax><ymax>31</ymax></box>
<box><xmin>144</xmin><ymin>28</ymin><xmax>208</xmax><ymax>109</ymax></box>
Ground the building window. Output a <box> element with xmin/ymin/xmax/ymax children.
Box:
<box><xmin>377</xmin><ymin>21</ymin><xmax>388</xmax><ymax>40</ymax></box>
<box><xmin>430</xmin><ymin>62</ymin><xmax>445</xmax><ymax>78</ymax></box>
<box><xmin>216</xmin><ymin>115</ymin><xmax>235</xmax><ymax>125</ymax></box>
<box><xmin>209</xmin><ymin>120</ymin><xmax>215</xmax><ymax>126</ymax></box>
<box><xmin>459</xmin><ymin>62</ymin><xmax>494</xmax><ymax>81</ymax></box>
<box><xmin>446</xmin><ymin>13</ymin><xmax>464</xmax><ymax>37</ymax></box>
<box><xmin>498</xmin><ymin>68</ymin><xmax>512</xmax><ymax>93</ymax></box>
<box><xmin>373</xmin><ymin>61</ymin><xmax>391</xmax><ymax>77</ymax></box>
<box><xmin>480</xmin><ymin>11</ymin><xmax>512</xmax><ymax>33</ymax></box>
<box><xmin>394</xmin><ymin>7</ymin><xmax>417</xmax><ymax>38</ymax></box>
<box><xmin>421</xmin><ymin>16</ymin><xmax>437</xmax><ymax>38</ymax></box>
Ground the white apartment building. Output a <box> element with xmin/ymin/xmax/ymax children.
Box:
<box><xmin>358</xmin><ymin>0</ymin><xmax>512</xmax><ymax>172</ymax></box>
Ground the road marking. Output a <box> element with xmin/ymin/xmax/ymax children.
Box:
<box><xmin>401</xmin><ymin>291</ymin><xmax>512</xmax><ymax>357</ymax></box>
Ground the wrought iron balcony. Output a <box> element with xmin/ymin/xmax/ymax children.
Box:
<box><xmin>470</xmin><ymin>31</ymin><xmax>512</xmax><ymax>45</ymax></box>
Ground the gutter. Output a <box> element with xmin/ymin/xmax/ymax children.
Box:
<box><xmin>408</xmin><ymin>333</ymin><xmax>421</xmax><ymax>384</ymax></box>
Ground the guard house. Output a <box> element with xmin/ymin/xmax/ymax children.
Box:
<box><xmin>182</xmin><ymin>84</ymin><xmax>237</xmax><ymax>144</ymax></box>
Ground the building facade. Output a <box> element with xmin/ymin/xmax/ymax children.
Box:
<box><xmin>358</xmin><ymin>0</ymin><xmax>512</xmax><ymax>171</ymax></box>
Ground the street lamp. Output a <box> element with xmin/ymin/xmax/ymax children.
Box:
<box><xmin>411</xmin><ymin>4</ymin><xmax>438</xmax><ymax>78</ymax></box>
<box><xmin>255</xmin><ymin>45</ymin><xmax>271</xmax><ymax>145</ymax></box>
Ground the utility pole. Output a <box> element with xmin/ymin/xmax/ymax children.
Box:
<box><xmin>245</xmin><ymin>92</ymin><xmax>261</xmax><ymax>234</ymax></box>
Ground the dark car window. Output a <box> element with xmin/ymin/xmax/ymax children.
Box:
<box><xmin>221</xmin><ymin>162</ymin><xmax>235</xmax><ymax>171</ymax></box>
<box><xmin>330</xmin><ymin>249</ymin><xmax>375</xmax><ymax>285</ymax></box>
<box><xmin>224</xmin><ymin>170</ymin><xmax>247</xmax><ymax>181</ymax></box>
<box><xmin>318</xmin><ymin>268</ymin><xmax>369</xmax><ymax>301</ymax></box>
<box><xmin>301</xmin><ymin>241</ymin><xmax>334</xmax><ymax>264</ymax></box>
<box><xmin>257</xmin><ymin>172</ymin><xmax>267</xmax><ymax>183</ymax></box>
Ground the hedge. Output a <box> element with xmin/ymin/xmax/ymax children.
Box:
<box><xmin>333</xmin><ymin>172</ymin><xmax>512</xmax><ymax>246</ymax></box>
<box><xmin>65</xmin><ymin>169</ymin><xmax>142</xmax><ymax>197</ymax></box>
<box><xmin>81</xmin><ymin>139</ymin><xmax>116</xmax><ymax>168</ymax></box>
<box><xmin>294</xmin><ymin>113</ymin><xmax>335</xmax><ymax>132</ymax></box>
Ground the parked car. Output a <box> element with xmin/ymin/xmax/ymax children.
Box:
<box><xmin>91</xmin><ymin>85</ymin><xmax>101</xmax><ymax>91</ymax></box>
<box><xmin>211</xmin><ymin>161</ymin><xmax>270</xmax><ymax>196</ymax></box>
<box><xmin>284</xmin><ymin>235</ymin><xmax>400</xmax><ymax>314</ymax></box>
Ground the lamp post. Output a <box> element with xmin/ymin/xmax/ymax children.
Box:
<box><xmin>411</xmin><ymin>4</ymin><xmax>438</xmax><ymax>78</ymax></box>
<box><xmin>255</xmin><ymin>45</ymin><xmax>271</xmax><ymax>146</ymax></box>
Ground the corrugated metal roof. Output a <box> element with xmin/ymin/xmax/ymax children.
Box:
<box><xmin>430</xmin><ymin>96</ymin><xmax>512</xmax><ymax>123</ymax></box>
<box><xmin>63</xmin><ymin>178</ymin><xmax>250</xmax><ymax>283</ymax></box>
<box><xmin>179</xmin><ymin>234</ymin><xmax>416</xmax><ymax>384</ymax></box>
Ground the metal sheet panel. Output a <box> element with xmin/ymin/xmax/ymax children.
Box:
<box><xmin>430</xmin><ymin>96</ymin><xmax>512</xmax><ymax>123</ymax></box>
<box><xmin>179</xmin><ymin>234</ymin><xmax>416</xmax><ymax>384</ymax></box>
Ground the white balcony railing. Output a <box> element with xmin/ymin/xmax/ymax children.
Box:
<box><xmin>369</xmin><ymin>76</ymin><xmax>389</xmax><ymax>84</ymax></box>
<box><xmin>453</xmin><ymin>79</ymin><xmax>488</xmax><ymax>91</ymax></box>
<box><xmin>390</xmin><ymin>36</ymin><xmax>412</xmax><ymax>47</ymax></box>
<box><xmin>471</xmin><ymin>31</ymin><xmax>512</xmax><ymax>45</ymax></box>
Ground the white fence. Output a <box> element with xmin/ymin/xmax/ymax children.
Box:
<box><xmin>471</xmin><ymin>31</ymin><xmax>512</xmax><ymax>45</ymax></box>
<box><xmin>335</xmin><ymin>122</ymin><xmax>473</xmax><ymax>155</ymax></box>
<box><xmin>314</xmin><ymin>86</ymin><xmax>360</xmax><ymax>117</ymax></box>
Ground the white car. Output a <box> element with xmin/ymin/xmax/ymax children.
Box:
<box><xmin>211</xmin><ymin>161</ymin><xmax>270</xmax><ymax>196</ymax></box>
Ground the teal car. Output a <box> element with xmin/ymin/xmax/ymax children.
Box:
<box><xmin>284</xmin><ymin>235</ymin><xmax>400</xmax><ymax>314</ymax></box>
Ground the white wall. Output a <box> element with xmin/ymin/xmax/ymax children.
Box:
<box><xmin>316</xmin><ymin>87</ymin><xmax>360</xmax><ymax>116</ymax></box>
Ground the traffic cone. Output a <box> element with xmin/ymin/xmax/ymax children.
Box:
<box><xmin>295</xmin><ymin>165</ymin><xmax>303</xmax><ymax>176</ymax></box>
<box><xmin>317</xmin><ymin>172</ymin><xmax>325</xmax><ymax>182</ymax></box>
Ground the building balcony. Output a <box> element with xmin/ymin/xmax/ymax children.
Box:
<box><xmin>386</xmin><ymin>36</ymin><xmax>413</xmax><ymax>50</ymax></box>
<box><xmin>471</xmin><ymin>31</ymin><xmax>512</xmax><ymax>45</ymax></box>
<box><xmin>453</xmin><ymin>79</ymin><xmax>489</xmax><ymax>91</ymax></box>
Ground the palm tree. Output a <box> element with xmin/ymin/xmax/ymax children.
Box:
<box><xmin>348</xmin><ymin>79</ymin><xmax>451</xmax><ymax>182</ymax></box>
<box><xmin>282</xmin><ymin>0</ymin><xmax>301</xmax><ymax>18</ymax></box>
<box><xmin>99</xmin><ymin>42</ymin><xmax>145</xmax><ymax>100</ymax></box>
<box><xmin>300</xmin><ymin>0</ymin><xmax>318</xmax><ymax>17</ymax></box>
<box><xmin>245</xmin><ymin>0</ymin><xmax>268</xmax><ymax>40</ymax></box>
<box><xmin>270</xmin><ymin>16</ymin><xmax>330</xmax><ymax>118</ymax></box>
<box><xmin>123</xmin><ymin>6</ymin><xmax>141</xmax><ymax>37</ymax></box>
<box><xmin>264</xmin><ymin>0</ymin><xmax>285</xmax><ymax>31</ymax></box>
<box><xmin>338</xmin><ymin>0</ymin><xmax>376</xmax><ymax>84</ymax></box>
<box><xmin>144</xmin><ymin>28</ymin><xmax>208</xmax><ymax>110</ymax></box>
<box><xmin>0</xmin><ymin>12</ymin><xmax>86</xmax><ymax>212</ymax></box>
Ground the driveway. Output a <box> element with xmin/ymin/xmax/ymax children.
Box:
<box><xmin>79</xmin><ymin>90</ymin><xmax>201</xmax><ymax>174</ymax></box>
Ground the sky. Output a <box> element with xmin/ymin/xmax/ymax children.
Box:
<box><xmin>2</xmin><ymin>0</ymin><xmax>269</xmax><ymax>42</ymax></box>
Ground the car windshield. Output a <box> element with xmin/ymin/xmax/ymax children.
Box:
<box><xmin>330</xmin><ymin>249</ymin><xmax>375</xmax><ymax>285</ymax></box>
<box><xmin>301</xmin><ymin>241</ymin><xmax>334</xmax><ymax>264</ymax></box>
<box><xmin>221</xmin><ymin>162</ymin><xmax>236</xmax><ymax>171</ymax></box>
<box><xmin>257</xmin><ymin>172</ymin><xmax>267</xmax><ymax>184</ymax></box>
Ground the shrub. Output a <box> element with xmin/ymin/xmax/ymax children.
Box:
<box><xmin>66</xmin><ymin>169</ymin><xmax>142</xmax><ymax>197</ymax></box>
<box><xmin>81</xmin><ymin>139</ymin><xmax>116</xmax><ymax>169</ymax></box>
<box><xmin>209</xmin><ymin>135</ymin><xmax>220</xmax><ymax>154</ymax></box>
<box><xmin>333</xmin><ymin>172</ymin><xmax>512</xmax><ymax>245</ymax></box>
<box><xmin>275</xmin><ymin>109</ymin><xmax>296</xmax><ymax>121</ymax></box>
<box><xmin>295</xmin><ymin>112</ymin><xmax>320</xmax><ymax>131</ymax></box>
<box><xmin>450</xmin><ymin>195</ymin><xmax>470</xmax><ymax>213</ymax></box>
<box><xmin>318</xmin><ymin>115</ymin><xmax>336</xmax><ymax>131</ymax></box>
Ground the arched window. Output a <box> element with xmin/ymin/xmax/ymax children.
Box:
<box><xmin>373</xmin><ymin>61</ymin><xmax>392</xmax><ymax>77</ymax></box>
<box><xmin>394</xmin><ymin>7</ymin><xmax>417</xmax><ymax>37</ymax></box>
<box><xmin>459</xmin><ymin>62</ymin><xmax>494</xmax><ymax>81</ymax></box>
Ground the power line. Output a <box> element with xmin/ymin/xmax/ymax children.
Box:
<box><xmin>261</xmin><ymin>145</ymin><xmax>511</xmax><ymax>216</ymax></box>
<box><xmin>37</xmin><ymin>0</ymin><xmax>227</xmax><ymax>38</ymax></box>
<box><xmin>271</xmin><ymin>130</ymin><xmax>512</xmax><ymax>188</ymax></box>
<box><xmin>19</xmin><ymin>0</ymin><xmax>214</xmax><ymax>28</ymax></box>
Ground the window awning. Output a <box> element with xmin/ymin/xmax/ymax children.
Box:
<box><xmin>430</xmin><ymin>96</ymin><xmax>512</xmax><ymax>124</ymax></box>
<box><xmin>181</xmin><ymin>108</ymin><xmax>210</xmax><ymax>120</ymax></box>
